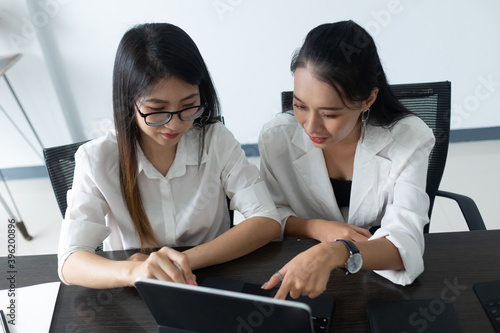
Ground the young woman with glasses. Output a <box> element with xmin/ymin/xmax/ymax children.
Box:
<box><xmin>58</xmin><ymin>23</ymin><xmax>281</xmax><ymax>288</ymax></box>
<box><xmin>259</xmin><ymin>21</ymin><xmax>435</xmax><ymax>299</ymax></box>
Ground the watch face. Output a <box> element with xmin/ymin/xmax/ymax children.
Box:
<box><xmin>346</xmin><ymin>253</ymin><xmax>363</xmax><ymax>274</ymax></box>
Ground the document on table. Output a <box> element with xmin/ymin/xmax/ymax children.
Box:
<box><xmin>0</xmin><ymin>281</ymin><xmax>60</xmax><ymax>333</ymax></box>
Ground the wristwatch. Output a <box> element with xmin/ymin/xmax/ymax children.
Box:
<box><xmin>336</xmin><ymin>239</ymin><xmax>363</xmax><ymax>274</ymax></box>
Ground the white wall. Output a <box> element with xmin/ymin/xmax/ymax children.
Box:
<box><xmin>1</xmin><ymin>0</ymin><xmax>499</xmax><ymax>169</ymax></box>
<box><xmin>0</xmin><ymin>0</ymin><xmax>72</xmax><ymax>168</ymax></box>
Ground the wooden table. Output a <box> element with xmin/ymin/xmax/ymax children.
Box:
<box><xmin>2</xmin><ymin>230</ymin><xmax>499</xmax><ymax>332</ymax></box>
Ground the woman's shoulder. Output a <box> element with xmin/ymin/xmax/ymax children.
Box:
<box><xmin>199</xmin><ymin>122</ymin><xmax>237</xmax><ymax>148</ymax></box>
<box><xmin>187</xmin><ymin>122</ymin><xmax>239</xmax><ymax>159</ymax></box>
<box><xmin>260</xmin><ymin>112</ymin><xmax>298</xmax><ymax>139</ymax></box>
<box><xmin>389</xmin><ymin>115</ymin><xmax>434</xmax><ymax>140</ymax></box>
<box><xmin>76</xmin><ymin>131</ymin><xmax>119</xmax><ymax>167</ymax></box>
<box><xmin>205</xmin><ymin>121</ymin><xmax>232</xmax><ymax>137</ymax></box>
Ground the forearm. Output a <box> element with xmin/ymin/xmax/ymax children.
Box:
<box><xmin>325</xmin><ymin>237</ymin><xmax>404</xmax><ymax>271</ymax></box>
<box><xmin>285</xmin><ymin>216</ymin><xmax>320</xmax><ymax>239</ymax></box>
<box><xmin>61</xmin><ymin>250</ymin><xmax>139</xmax><ymax>288</ymax></box>
<box><xmin>285</xmin><ymin>216</ymin><xmax>372</xmax><ymax>243</ymax></box>
<box><xmin>183</xmin><ymin>217</ymin><xmax>281</xmax><ymax>270</ymax></box>
<box><xmin>358</xmin><ymin>238</ymin><xmax>404</xmax><ymax>271</ymax></box>
<box><xmin>265</xmin><ymin>236</ymin><xmax>406</xmax><ymax>299</ymax></box>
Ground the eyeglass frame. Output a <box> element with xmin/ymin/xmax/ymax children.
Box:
<box><xmin>135</xmin><ymin>102</ymin><xmax>207</xmax><ymax>126</ymax></box>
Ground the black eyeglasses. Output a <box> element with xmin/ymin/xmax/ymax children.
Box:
<box><xmin>135</xmin><ymin>103</ymin><xmax>206</xmax><ymax>126</ymax></box>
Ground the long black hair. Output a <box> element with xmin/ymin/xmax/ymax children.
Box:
<box><xmin>291</xmin><ymin>20</ymin><xmax>411</xmax><ymax>127</ymax></box>
<box><xmin>112</xmin><ymin>23</ymin><xmax>221</xmax><ymax>249</ymax></box>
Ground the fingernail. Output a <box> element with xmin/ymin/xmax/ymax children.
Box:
<box><xmin>261</xmin><ymin>282</ymin><xmax>268</xmax><ymax>289</ymax></box>
<box><xmin>188</xmin><ymin>279</ymin><xmax>196</xmax><ymax>286</ymax></box>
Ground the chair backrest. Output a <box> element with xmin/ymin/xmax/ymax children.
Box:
<box><xmin>43</xmin><ymin>141</ymin><xmax>89</xmax><ymax>217</ymax></box>
<box><xmin>390</xmin><ymin>81</ymin><xmax>451</xmax><ymax>227</ymax></box>
<box><xmin>281</xmin><ymin>81</ymin><xmax>452</xmax><ymax>233</ymax></box>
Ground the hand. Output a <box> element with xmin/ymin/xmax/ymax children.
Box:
<box><xmin>310</xmin><ymin>219</ymin><xmax>371</xmax><ymax>243</ymax></box>
<box><xmin>126</xmin><ymin>252</ymin><xmax>150</xmax><ymax>261</ymax></box>
<box><xmin>129</xmin><ymin>246</ymin><xmax>197</xmax><ymax>287</ymax></box>
<box><xmin>261</xmin><ymin>243</ymin><xmax>338</xmax><ymax>299</ymax></box>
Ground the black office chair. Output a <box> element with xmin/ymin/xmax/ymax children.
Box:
<box><xmin>281</xmin><ymin>81</ymin><xmax>486</xmax><ymax>232</ymax></box>
<box><xmin>43</xmin><ymin>140</ymin><xmax>104</xmax><ymax>251</ymax></box>
<box><xmin>43</xmin><ymin>141</ymin><xmax>89</xmax><ymax>217</ymax></box>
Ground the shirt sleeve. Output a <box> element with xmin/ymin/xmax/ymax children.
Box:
<box><xmin>370</xmin><ymin>121</ymin><xmax>435</xmax><ymax>285</ymax></box>
<box><xmin>57</xmin><ymin>144</ymin><xmax>111</xmax><ymax>285</ymax></box>
<box><xmin>258</xmin><ymin>127</ymin><xmax>296</xmax><ymax>236</ymax></box>
<box><xmin>214</xmin><ymin>124</ymin><xmax>281</xmax><ymax>228</ymax></box>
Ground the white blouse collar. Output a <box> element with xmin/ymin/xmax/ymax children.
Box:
<box><xmin>136</xmin><ymin>126</ymin><xmax>210</xmax><ymax>180</ymax></box>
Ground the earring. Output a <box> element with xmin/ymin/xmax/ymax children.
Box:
<box><xmin>360</xmin><ymin>108</ymin><xmax>370</xmax><ymax>142</ymax></box>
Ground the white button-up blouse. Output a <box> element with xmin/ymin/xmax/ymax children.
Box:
<box><xmin>58</xmin><ymin>123</ymin><xmax>280</xmax><ymax>283</ymax></box>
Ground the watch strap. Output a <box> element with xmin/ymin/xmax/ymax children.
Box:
<box><xmin>336</xmin><ymin>239</ymin><xmax>362</xmax><ymax>275</ymax></box>
<box><xmin>336</xmin><ymin>239</ymin><xmax>360</xmax><ymax>255</ymax></box>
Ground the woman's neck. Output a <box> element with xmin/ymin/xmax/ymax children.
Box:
<box><xmin>322</xmin><ymin>122</ymin><xmax>361</xmax><ymax>180</ymax></box>
<box><xmin>139</xmin><ymin>138</ymin><xmax>177</xmax><ymax>177</ymax></box>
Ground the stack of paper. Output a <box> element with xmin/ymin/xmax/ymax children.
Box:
<box><xmin>0</xmin><ymin>282</ymin><xmax>60</xmax><ymax>333</ymax></box>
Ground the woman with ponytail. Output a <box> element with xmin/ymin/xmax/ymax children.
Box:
<box><xmin>58</xmin><ymin>23</ymin><xmax>281</xmax><ymax>288</ymax></box>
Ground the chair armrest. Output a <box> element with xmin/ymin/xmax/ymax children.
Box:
<box><xmin>436</xmin><ymin>190</ymin><xmax>486</xmax><ymax>230</ymax></box>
